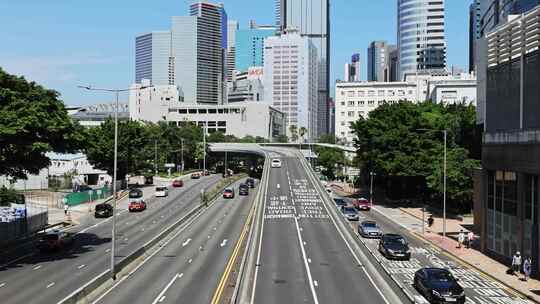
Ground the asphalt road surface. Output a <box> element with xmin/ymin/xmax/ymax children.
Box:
<box><xmin>252</xmin><ymin>152</ymin><xmax>404</xmax><ymax>304</ymax></box>
<box><xmin>92</xmin><ymin>179</ymin><xmax>256</xmax><ymax>304</ymax></box>
<box><xmin>0</xmin><ymin>174</ymin><xmax>221</xmax><ymax>304</ymax></box>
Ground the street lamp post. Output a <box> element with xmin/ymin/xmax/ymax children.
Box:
<box><xmin>370</xmin><ymin>171</ymin><xmax>376</xmax><ymax>208</ymax></box>
<box><xmin>181</xmin><ymin>138</ymin><xmax>185</xmax><ymax>173</ymax></box>
<box><xmin>416</xmin><ymin>128</ymin><xmax>448</xmax><ymax>240</ymax></box>
<box><xmin>202</xmin><ymin>124</ymin><xmax>206</xmax><ymax>173</ymax></box>
<box><xmin>78</xmin><ymin>84</ymin><xmax>151</xmax><ymax>280</ymax></box>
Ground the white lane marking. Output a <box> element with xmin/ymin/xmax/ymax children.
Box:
<box><xmin>299</xmin><ymin>227</ymin><xmax>303</xmax><ymax>231</ymax></box>
<box><xmin>78</xmin><ymin>264</ymin><xmax>86</xmax><ymax>269</ymax></box>
<box><xmin>182</xmin><ymin>238</ymin><xmax>191</xmax><ymax>247</ymax></box>
<box><xmin>0</xmin><ymin>282</ymin><xmax>6</xmax><ymax>288</ymax></box>
<box><xmin>151</xmin><ymin>273</ymin><xmax>180</xmax><ymax>304</ymax></box>
<box><xmin>188</xmin><ymin>258</ymin><xmax>193</xmax><ymax>264</ymax></box>
<box><xmin>46</xmin><ymin>282</ymin><xmax>55</xmax><ymax>288</ymax></box>
<box><xmin>220</xmin><ymin>239</ymin><xmax>228</xmax><ymax>247</ymax></box>
<box><xmin>313</xmin><ymin>280</ymin><xmax>318</xmax><ymax>287</ymax></box>
<box><xmin>105</xmin><ymin>248</ymin><xmax>111</xmax><ymax>253</ymax></box>
<box><xmin>303</xmin><ymin>241</ymin><xmax>307</xmax><ymax>245</ymax></box>
<box><xmin>277</xmin><ymin>184</ymin><xmax>280</xmax><ymax>189</ymax></box>
<box><xmin>33</xmin><ymin>265</ymin><xmax>42</xmax><ymax>270</ymax></box>
<box><xmin>308</xmin><ymin>258</ymin><xmax>311</xmax><ymax>263</ymax></box>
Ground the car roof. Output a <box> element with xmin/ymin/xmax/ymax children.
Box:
<box><xmin>424</xmin><ymin>267</ymin><xmax>450</xmax><ymax>274</ymax></box>
<box><xmin>224</xmin><ymin>187</ymin><xmax>233</xmax><ymax>191</ymax></box>
<box><xmin>361</xmin><ymin>220</ymin><xmax>376</xmax><ymax>225</ymax></box>
<box><xmin>383</xmin><ymin>233</ymin><xmax>403</xmax><ymax>238</ymax></box>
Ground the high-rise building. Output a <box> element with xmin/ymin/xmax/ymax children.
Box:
<box><xmin>135</xmin><ymin>31</ymin><xmax>174</xmax><ymax>85</ymax></box>
<box><xmin>389</xmin><ymin>47</ymin><xmax>399</xmax><ymax>82</ymax></box>
<box><xmin>477</xmin><ymin>4</ymin><xmax>540</xmax><ymax>273</ymax></box>
<box><xmin>344</xmin><ymin>54</ymin><xmax>361</xmax><ymax>82</ymax></box>
<box><xmin>264</xmin><ymin>31</ymin><xmax>319</xmax><ymax>141</ymax></box>
<box><xmin>367</xmin><ymin>41</ymin><xmax>395</xmax><ymax>82</ymax></box>
<box><xmin>469</xmin><ymin>1</ymin><xmax>481</xmax><ymax>73</ymax></box>
<box><xmin>397</xmin><ymin>0</ymin><xmax>447</xmax><ymax>80</ymax></box>
<box><xmin>227</xmin><ymin>20</ymin><xmax>239</xmax><ymax>81</ymax></box>
<box><xmin>276</xmin><ymin>0</ymin><xmax>330</xmax><ymax>137</ymax></box>
<box><xmin>235</xmin><ymin>26</ymin><xmax>275</xmax><ymax>72</ymax></box>
<box><xmin>135</xmin><ymin>1</ymin><xmax>227</xmax><ymax>104</ymax></box>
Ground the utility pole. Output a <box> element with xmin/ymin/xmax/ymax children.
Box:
<box><xmin>443</xmin><ymin>130</ymin><xmax>447</xmax><ymax>240</ymax></box>
<box><xmin>154</xmin><ymin>139</ymin><xmax>158</xmax><ymax>176</ymax></box>
<box><xmin>203</xmin><ymin>124</ymin><xmax>206</xmax><ymax>173</ymax></box>
<box><xmin>225</xmin><ymin>151</ymin><xmax>228</xmax><ymax>176</ymax></box>
<box><xmin>181</xmin><ymin>138</ymin><xmax>185</xmax><ymax>172</ymax></box>
<box><xmin>370</xmin><ymin>171</ymin><xmax>376</xmax><ymax>208</ymax></box>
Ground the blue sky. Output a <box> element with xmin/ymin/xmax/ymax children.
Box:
<box><xmin>0</xmin><ymin>0</ymin><xmax>471</xmax><ymax>106</ymax></box>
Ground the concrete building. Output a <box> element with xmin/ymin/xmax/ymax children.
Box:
<box><xmin>397</xmin><ymin>0</ymin><xmax>447</xmax><ymax>80</ymax></box>
<box><xmin>389</xmin><ymin>47</ymin><xmax>399</xmax><ymax>82</ymax></box>
<box><xmin>129</xmin><ymin>79</ymin><xmax>184</xmax><ymax>122</ymax></box>
<box><xmin>276</xmin><ymin>0</ymin><xmax>330</xmax><ymax>136</ymax></box>
<box><xmin>404</xmin><ymin>71</ymin><xmax>477</xmax><ymax>105</ymax></box>
<box><xmin>135</xmin><ymin>31</ymin><xmax>174</xmax><ymax>85</ymax></box>
<box><xmin>264</xmin><ymin>31</ymin><xmax>319</xmax><ymax>141</ymax></box>
<box><xmin>227</xmin><ymin>20</ymin><xmax>239</xmax><ymax>80</ymax></box>
<box><xmin>67</xmin><ymin>103</ymin><xmax>129</xmax><ymax>127</ymax></box>
<box><xmin>335</xmin><ymin>81</ymin><xmax>417</xmax><ymax>144</ymax></box>
<box><xmin>227</xmin><ymin>67</ymin><xmax>264</xmax><ymax>103</ymax></box>
<box><xmin>367</xmin><ymin>41</ymin><xmax>395</xmax><ymax>82</ymax></box>
<box><xmin>344</xmin><ymin>53</ymin><xmax>361</xmax><ymax>82</ymax></box>
<box><xmin>235</xmin><ymin>26</ymin><xmax>275</xmax><ymax>73</ymax></box>
<box><xmin>135</xmin><ymin>1</ymin><xmax>227</xmax><ymax>104</ymax></box>
<box><xmin>477</xmin><ymin>5</ymin><xmax>540</xmax><ymax>274</ymax></box>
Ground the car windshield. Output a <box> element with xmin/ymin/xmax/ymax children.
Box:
<box><xmin>156</xmin><ymin>187</ymin><xmax>166</xmax><ymax>191</ymax></box>
<box><xmin>334</xmin><ymin>199</ymin><xmax>345</xmax><ymax>204</ymax></box>
<box><xmin>43</xmin><ymin>234</ymin><xmax>59</xmax><ymax>241</ymax></box>
<box><xmin>96</xmin><ymin>205</ymin><xmax>109</xmax><ymax>211</ymax></box>
<box><xmin>429</xmin><ymin>270</ymin><xmax>454</xmax><ymax>282</ymax></box>
<box><xmin>343</xmin><ymin>207</ymin><xmax>356</xmax><ymax>213</ymax></box>
<box><xmin>385</xmin><ymin>236</ymin><xmax>405</xmax><ymax>244</ymax></box>
<box><xmin>225</xmin><ymin>189</ymin><xmax>233</xmax><ymax>193</ymax></box>
<box><xmin>363</xmin><ymin>222</ymin><xmax>377</xmax><ymax>228</ymax></box>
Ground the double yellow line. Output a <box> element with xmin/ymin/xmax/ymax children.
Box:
<box><xmin>210</xmin><ymin>198</ymin><xmax>257</xmax><ymax>304</ymax></box>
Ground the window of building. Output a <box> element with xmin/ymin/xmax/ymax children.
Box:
<box><xmin>208</xmin><ymin>109</ymin><xmax>217</xmax><ymax>114</ymax></box>
<box><xmin>348</xmin><ymin>101</ymin><xmax>355</xmax><ymax>106</ymax></box>
<box><xmin>378</xmin><ymin>90</ymin><xmax>385</xmax><ymax>96</ymax></box>
<box><xmin>207</xmin><ymin>121</ymin><xmax>217</xmax><ymax>127</ymax></box>
<box><xmin>188</xmin><ymin>109</ymin><xmax>197</xmax><ymax>114</ymax></box>
<box><xmin>358</xmin><ymin>91</ymin><xmax>365</xmax><ymax>97</ymax></box>
<box><xmin>179</xmin><ymin>109</ymin><xmax>188</xmax><ymax>114</ymax></box>
<box><xmin>388</xmin><ymin>90</ymin><xmax>395</xmax><ymax>96</ymax></box>
<box><xmin>347</xmin><ymin>91</ymin><xmax>355</xmax><ymax>97</ymax></box>
<box><xmin>341</xmin><ymin>102</ymin><xmax>345</xmax><ymax>106</ymax></box>
<box><xmin>198</xmin><ymin>109</ymin><xmax>207</xmax><ymax>114</ymax></box>
<box><xmin>341</xmin><ymin>122</ymin><xmax>346</xmax><ymax>126</ymax></box>
<box><xmin>341</xmin><ymin>111</ymin><xmax>345</xmax><ymax>116</ymax></box>
<box><xmin>217</xmin><ymin>121</ymin><xmax>226</xmax><ymax>127</ymax></box>
<box><xmin>368</xmin><ymin>90</ymin><xmax>375</xmax><ymax>96</ymax></box>
<box><xmin>347</xmin><ymin>111</ymin><xmax>354</xmax><ymax>117</ymax></box>
<box><xmin>368</xmin><ymin>101</ymin><xmax>375</xmax><ymax>106</ymax></box>
<box><xmin>359</xmin><ymin>101</ymin><xmax>365</xmax><ymax>105</ymax></box>
<box><xmin>398</xmin><ymin>90</ymin><xmax>405</xmax><ymax>96</ymax></box>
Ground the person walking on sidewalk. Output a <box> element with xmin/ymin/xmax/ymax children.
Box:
<box><xmin>512</xmin><ymin>251</ymin><xmax>522</xmax><ymax>277</ymax></box>
<box><xmin>467</xmin><ymin>231</ymin><xmax>475</xmax><ymax>249</ymax></box>
<box><xmin>64</xmin><ymin>203</ymin><xmax>69</xmax><ymax>216</ymax></box>
<box><xmin>523</xmin><ymin>257</ymin><xmax>532</xmax><ymax>281</ymax></box>
<box><xmin>457</xmin><ymin>230</ymin><xmax>465</xmax><ymax>249</ymax></box>
<box><xmin>427</xmin><ymin>215</ymin><xmax>434</xmax><ymax>228</ymax></box>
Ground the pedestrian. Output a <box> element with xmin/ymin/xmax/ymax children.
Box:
<box><xmin>523</xmin><ymin>257</ymin><xmax>532</xmax><ymax>281</ymax></box>
<box><xmin>457</xmin><ymin>230</ymin><xmax>465</xmax><ymax>249</ymax></box>
<box><xmin>467</xmin><ymin>231</ymin><xmax>475</xmax><ymax>249</ymax></box>
<box><xmin>512</xmin><ymin>251</ymin><xmax>522</xmax><ymax>277</ymax></box>
<box><xmin>427</xmin><ymin>215</ymin><xmax>434</xmax><ymax>228</ymax></box>
<box><xmin>64</xmin><ymin>204</ymin><xmax>69</xmax><ymax>215</ymax></box>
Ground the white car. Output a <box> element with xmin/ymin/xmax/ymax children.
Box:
<box><xmin>271</xmin><ymin>159</ymin><xmax>282</xmax><ymax>168</ymax></box>
<box><xmin>155</xmin><ymin>186</ymin><xmax>168</xmax><ymax>197</ymax></box>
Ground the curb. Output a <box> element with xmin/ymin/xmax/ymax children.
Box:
<box><xmin>409</xmin><ymin>230</ymin><xmax>539</xmax><ymax>303</ymax></box>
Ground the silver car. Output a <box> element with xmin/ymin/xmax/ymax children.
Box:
<box><xmin>358</xmin><ymin>220</ymin><xmax>382</xmax><ymax>238</ymax></box>
<box><xmin>341</xmin><ymin>205</ymin><xmax>359</xmax><ymax>221</ymax></box>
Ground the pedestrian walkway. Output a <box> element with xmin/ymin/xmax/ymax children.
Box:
<box><xmin>330</xmin><ymin>181</ymin><xmax>540</xmax><ymax>303</ymax></box>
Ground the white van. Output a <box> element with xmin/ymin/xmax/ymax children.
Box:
<box><xmin>155</xmin><ymin>186</ymin><xmax>169</xmax><ymax>198</ymax></box>
<box><xmin>271</xmin><ymin>159</ymin><xmax>282</xmax><ymax>168</ymax></box>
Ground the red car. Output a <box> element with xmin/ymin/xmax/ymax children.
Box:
<box><xmin>353</xmin><ymin>198</ymin><xmax>371</xmax><ymax>211</ymax></box>
<box><xmin>172</xmin><ymin>179</ymin><xmax>184</xmax><ymax>187</ymax></box>
<box><xmin>223</xmin><ymin>188</ymin><xmax>235</xmax><ymax>199</ymax></box>
<box><xmin>129</xmin><ymin>200</ymin><xmax>147</xmax><ymax>212</ymax></box>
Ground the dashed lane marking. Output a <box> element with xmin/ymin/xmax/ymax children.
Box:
<box><xmin>46</xmin><ymin>282</ymin><xmax>55</xmax><ymax>289</ymax></box>
<box><xmin>33</xmin><ymin>265</ymin><xmax>42</xmax><ymax>270</ymax></box>
<box><xmin>78</xmin><ymin>264</ymin><xmax>86</xmax><ymax>269</ymax></box>
<box><xmin>220</xmin><ymin>239</ymin><xmax>228</xmax><ymax>247</ymax></box>
<box><xmin>182</xmin><ymin>238</ymin><xmax>192</xmax><ymax>247</ymax></box>
<box><xmin>0</xmin><ymin>282</ymin><xmax>6</xmax><ymax>288</ymax></box>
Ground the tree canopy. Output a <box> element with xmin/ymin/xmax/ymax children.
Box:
<box><xmin>350</xmin><ymin>101</ymin><xmax>480</xmax><ymax>204</ymax></box>
<box><xmin>0</xmin><ymin>67</ymin><xmax>85</xmax><ymax>179</ymax></box>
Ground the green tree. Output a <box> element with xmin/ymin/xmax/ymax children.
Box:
<box><xmin>318</xmin><ymin>134</ymin><xmax>337</xmax><ymax>144</ymax></box>
<box><xmin>315</xmin><ymin>146</ymin><xmax>346</xmax><ymax>180</ymax></box>
<box><xmin>289</xmin><ymin>125</ymin><xmax>298</xmax><ymax>143</ymax></box>
<box><xmin>0</xmin><ymin>68</ymin><xmax>85</xmax><ymax>179</ymax></box>
<box><xmin>276</xmin><ymin>134</ymin><xmax>288</xmax><ymax>143</ymax></box>
<box><xmin>299</xmin><ymin>127</ymin><xmax>308</xmax><ymax>143</ymax></box>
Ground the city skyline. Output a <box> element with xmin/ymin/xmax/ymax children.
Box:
<box><xmin>0</xmin><ymin>0</ymin><xmax>470</xmax><ymax>106</ymax></box>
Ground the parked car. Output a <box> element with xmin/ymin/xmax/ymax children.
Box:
<box><xmin>94</xmin><ymin>203</ymin><xmax>113</xmax><ymax>218</ymax></box>
<box><xmin>413</xmin><ymin>267</ymin><xmax>465</xmax><ymax>304</ymax></box>
<box><xmin>128</xmin><ymin>188</ymin><xmax>143</xmax><ymax>199</ymax></box>
<box><xmin>358</xmin><ymin>220</ymin><xmax>382</xmax><ymax>238</ymax></box>
<box><xmin>38</xmin><ymin>230</ymin><xmax>73</xmax><ymax>252</ymax></box>
<box><xmin>333</xmin><ymin>198</ymin><xmax>348</xmax><ymax>208</ymax></box>
<box><xmin>378</xmin><ymin>234</ymin><xmax>411</xmax><ymax>260</ymax></box>
<box><xmin>172</xmin><ymin>179</ymin><xmax>184</xmax><ymax>188</ymax></box>
<box><xmin>223</xmin><ymin>188</ymin><xmax>235</xmax><ymax>199</ymax></box>
<box><xmin>155</xmin><ymin>186</ymin><xmax>168</xmax><ymax>198</ymax></box>
<box><xmin>239</xmin><ymin>184</ymin><xmax>249</xmax><ymax>196</ymax></box>
<box><xmin>246</xmin><ymin>178</ymin><xmax>255</xmax><ymax>188</ymax></box>
<box><xmin>341</xmin><ymin>205</ymin><xmax>359</xmax><ymax>221</ymax></box>
<box><xmin>128</xmin><ymin>200</ymin><xmax>147</xmax><ymax>212</ymax></box>
<box><xmin>191</xmin><ymin>172</ymin><xmax>201</xmax><ymax>179</ymax></box>
<box><xmin>353</xmin><ymin>198</ymin><xmax>371</xmax><ymax>211</ymax></box>
<box><xmin>271</xmin><ymin>159</ymin><xmax>282</xmax><ymax>168</ymax></box>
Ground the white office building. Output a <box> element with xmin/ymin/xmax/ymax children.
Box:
<box><xmin>228</xmin><ymin>67</ymin><xmax>265</xmax><ymax>103</ymax></box>
<box><xmin>135</xmin><ymin>31</ymin><xmax>174</xmax><ymax>86</ymax></box>
<box><xmin>264</xmin><ymin>30</ymin><xmax>319</xmax><ymax>141</ymax></box>
<box><xmin>129</xmin><ymin>79</ymin><xmax>184</xmax><ymax>122</ymax></box>
<box><xmin>397</xmin><ymin>0</ymin><xmax>447</xmax><ymax>80</ymax></box>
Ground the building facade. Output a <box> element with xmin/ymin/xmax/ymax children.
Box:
<box><xmin>227</xmin><ymin>20</ymin><xmax>239</xmax><ymax>81</ymax></box>
<box><xmin>129</xmin><ymin>79</ymin><xmax>184</xmax><ymax>122</ymax></box>
<box><xmin>235</xmin><ymin>27</ymin><xmax>275</xmax><ymax>72</ymax></box>
<box><xmin>276</xmin><ymin>0</ymin><xmax>330</xmax><ymax>136</ymax></box>
<box><xmin>335</xmin><ymin>82</ymin><xmax>417</xmax><ymax>144</ymax></box>
<box><xmin>264</xmin><ymin>31</ymin><xmax>319</xmax><ymax>141</ymax></box>
<box><xmin>367</xmin><ymin>41</ymin><xmax>395</xmax><ymax>82</ymax></box>
<box><xmin>478</xmin><ymin>5</ymin><xmax>540</xmax><ymax>274</ymax></box>
<box><xmin>135</xmin><ymin>31</ymin><xmax>174</xmax><ymax>86</ymax></box>
<box><xmin>397</xmin><ymin>0</ymin><xmax>447</xmax><ymax>80</ymax></box>
<box><xmin>227</xmin><ymin>68</ymin><xmax>265</xmax><ymax>103</ymax></box>
<box><xmin>344</xmin><ymin>53</ymin><xmax>361</xmax><ymax>82</ymax></box>
<box><xmin>67</xmin><ymin>103</ymin><xmax>130</xmax><ymax>127</ymax></box>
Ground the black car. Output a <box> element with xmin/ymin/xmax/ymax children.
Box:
<box><xmin>94</xmin><ymin>203</ymin><xmax>113</xmax><ymax>218</ymax></box>
<box><xmin>129</xmin><ymin>188</ymin><xmax>143</xmax><ymax>199</ymax></box>
<box><xmin>378</xmin><ymin>234</ymin><xmax>411</xmax><ymax>260</ymax></box>
<box><xmin>333</xmin><ymin>198</ymin><xmax>348</xmax><ymax>208</ymax></box>
<box><xmin>239</xmin><ymin>184</ymin><xmax>249</xmax><ymax>196</ymax></box>
<box><xmin>246</xmin><ymin>178</ymin><xmax>255</xmax><ymax>188</ymax></box>
<box><xmin>413</xmin><ymin>268</ymin><xmax>465</xmax><ymax>304</ymax></box>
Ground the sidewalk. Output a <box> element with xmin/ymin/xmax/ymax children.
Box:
<box><xmin>330</xmin><ymin>181</ymin><xmax>540</xmax><ymax>303</ymax></box>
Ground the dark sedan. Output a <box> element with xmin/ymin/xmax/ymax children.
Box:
<box><xmin>413</xmin><ymin>267</ymin><xmax>465</xmax><ymax>304</ymax></box>
<box><xmin>378</xmin><ymin>234</ymin><xmax>411</xmax><ymax>260</ymax></box>
<box><xmin>94</xmin><ymin>203</ymin><xmax>113</xmax><ymax>218</ymax></box>
<box><xmin>239</xmin><ymin>184</ymin><xmax>249</xmax><ymax>196</ymax></box>
<box><xmin>333</xmin><ymin>198</ymin><xmax>348</xmax><ymax>208</ymax></box>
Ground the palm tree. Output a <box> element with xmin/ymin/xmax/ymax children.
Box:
<box><xmin>289</xmin><ymin>125</ymin><xmax>298</xmax><ymax>143</ymax></box>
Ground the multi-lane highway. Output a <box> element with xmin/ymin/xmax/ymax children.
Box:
<box><xmin>0</xmin><ymin>174</ymin><xmax>222</xmax><ymax>304</ymax></box>
<box><xmin>250</xmin><ymin>149</ymin><xmax>406</xmax><ymax>304</ymax></box>
<box><xmin>92</xmin><ymin>179</ymin><xmax>257</xmax><ymax>304</ymax></box>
